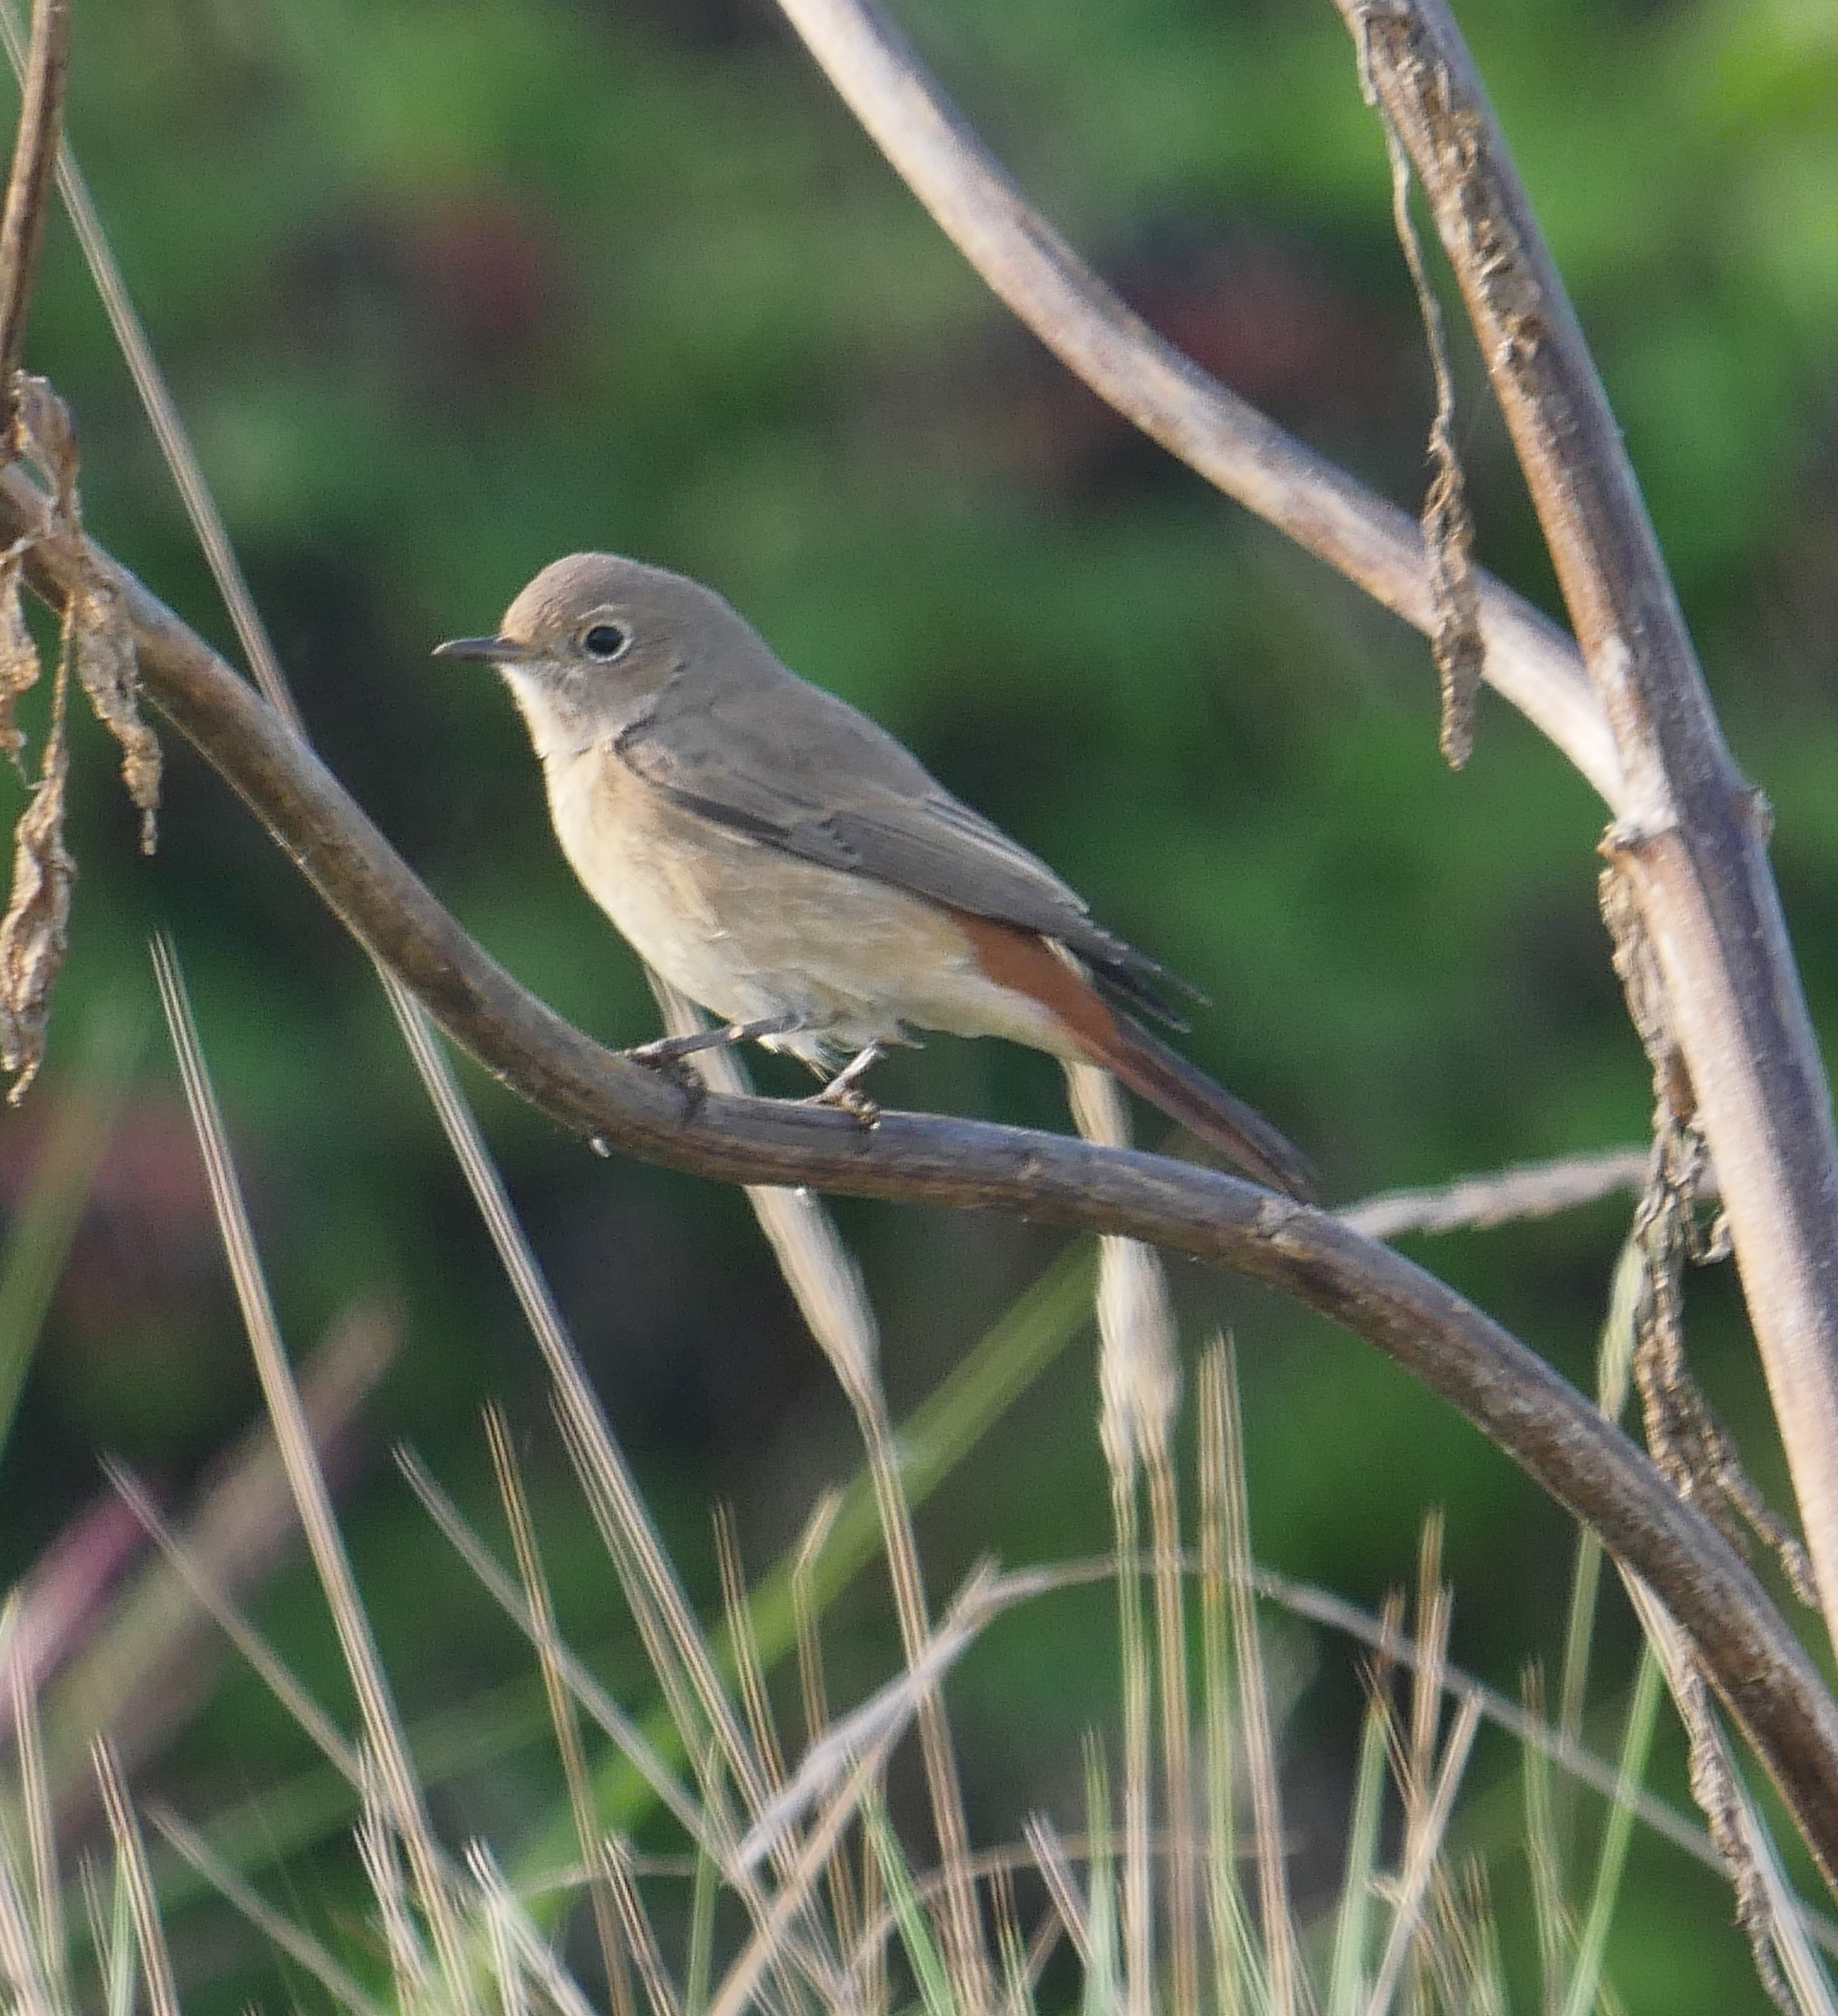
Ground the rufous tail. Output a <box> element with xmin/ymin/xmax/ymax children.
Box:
<box><xmin>954</xmin><ymin>912</ymin><xmax>1316</xmax><ymax>1201</ymax></box>
<box><xmin>1075</xmin><ymin>1008</ymin><xmax>1315</xmax><ymax>1199</ymax></box>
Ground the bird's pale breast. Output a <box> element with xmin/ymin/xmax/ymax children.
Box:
<box><xmin>543</xmin><ymin>743</ymin><xmax>1068</xmax><ymax>1064</ymax></box>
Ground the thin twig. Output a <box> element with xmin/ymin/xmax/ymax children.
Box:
<box><xmin>0</xmin><ymin>0</ymin><xmax>67</xmax><ymax>442</ymax></box>
<box><xmin>1339</xmin><ymin>1147</ymin><xmax>1650</xmax><ymax>1242</ymax></box>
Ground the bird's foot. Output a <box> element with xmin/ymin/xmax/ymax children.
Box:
<box><xmin>622</xmin><ymin>1040</ymin><xmax>710</xmax><ymax>1112</ymax></box>
<box><xmin>802</xmin><ymin>1041</ymin><xmax>884</xmax><ymax>1129</ymax></box>
<box><xmin>802</xmin><ymin>1081</ymin><xmax>882</xmax><ymax>1129</ymax></box>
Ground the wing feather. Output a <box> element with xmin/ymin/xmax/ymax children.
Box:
<box><xmin>614</xmin><ymin>665</ymin><xmax>1191</xmax><ymax>1016</ymax></box>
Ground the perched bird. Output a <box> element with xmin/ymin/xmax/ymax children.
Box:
<box><xmin>437</xmin><ymin>553</ymin><xmax>1313</xmax><ymax>1198</ymax></box>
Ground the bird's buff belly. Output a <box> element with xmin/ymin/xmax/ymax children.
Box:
<box><xmin>544</xmin><ymin>750</ymin><xmax>1068</xmax><ymax>1066</ymax></box>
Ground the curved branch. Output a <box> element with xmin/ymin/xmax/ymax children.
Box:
<box><xmin>1345</xmin><ymin>0</ymin><xmax>1838</xmax><ymax>1651</ymax></box>
<box><xmin>6</xmin><ymin>468</ymin><xmax>1837</xmax><ymax>1892</ymax></box>
<box><xmin>772</xmin><ymin>0</ymin><xmax>1622</xmax><ymax>808</ymax></box>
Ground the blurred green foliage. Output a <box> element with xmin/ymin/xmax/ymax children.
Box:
<box><xmin>1</xmin><ymin>0</ymin><xmax>1835</xmax><ymax>2005</ymax></box>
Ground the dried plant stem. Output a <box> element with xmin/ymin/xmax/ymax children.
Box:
<box><xmin>1361</xmin><ymin>1697</ymin><xmax>1483</xmax><ymax>2016</ymax></box>
<box><xmin>712</xmin><ymin>1507</ymin><xmax>788</xmax><ymax>1800</ymax></box>
<box><xmin>1207</xmin><ymin>1349</ymin><xmax>1302</xmax><ymax>2016</ymax></box>
<box><xmin>856</xmin><ymin>1427</ymin><xmax>990</xmax><ymax>2012</ymax></box>
<box><xmin>1640</xmin><ymin>1580</ymin><xmax>1836</xmax><ymax>2015</ymax></box>
<box><xmin>0</xmin><ymin>0</ymin><xmax>66</xmax><ymax>439</ymax></box>
<box><xmin>100</xmin><ymin>1461</ymin><xmax>361</xmax><ymax>1783</ymax></box>
<box><xmin>789</xmin><ymin>1494</ymin><xmax>867</xmax><ymax>1975</ymax></box>
<box><xmin>1345</xmin><ymin>0</ymin><xmax>1838</xmax><ymax>1648</ymax></box>
<box><xmin>392</xmin><ymin>1453</ymin><xmax>727</xmax><ymax>1861</ymax></box>
<box><xmin>1339</xmin><ymin>1147</ymin><xmax>1649</xmax><ymax>1242</ymax></box>
<box><xmin>5</xmin><ymin>1617</ymin><xmax>61</xmax><ymax>2009</ymax></box>
<box><xmin>1398</xmin><ymin>1519</ymin><xmax>1455</xmax><ymax>2016</ymax></box>
<box><xmin>1145</xmin><ymin>1447</ymin><xmax>1200</xmax><ymax>2016</ymax></box>
<box><xmin>710</xmin><ymin>1633</ymin><xmax>965</xmax><ymax>2016</ymax></box>
<box><xmin>1070</xmin><ymin>1061</ymin><xmax>1177</xmax><ymax>2016</ymax></box>
<box><xmin>487</xmin><ymin>1408</ymin><xmax>635</xmax><ymax>2016</ymax></box>
<box><xmin>92</xmin><ymin>1738</ymin><xmax>179</xmax><ymax>2016</ymax></box>
<box><xmin>148</xmin><ymin>1805</ymin><xmax>383</xmax><ymax>2016</ymax></box>
<box><xmin>602</xmin><ymin>1839</ymin><xmax>683</xmax><ymax>2016</ymax></box>
<box><xmin>1108</xmin><ymin>1462</ymin><xmax>1154</xmax><ymax>2016</ymax></box>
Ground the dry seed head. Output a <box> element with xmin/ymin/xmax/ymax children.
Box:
<box><xmin>0</xmin><ymin>730</ymin><xmax>73</xmax><ymax>1100</ymax></box>
<box><xmin>0</xmin><ymin>555</ymin><xmax>39</xmax><ymax>771</ymax></box>
<box><xmin>15</xmin><ymin>374</ymin><xmax>78</xmax><ymax>517</ymax></box>
<box><xmin>75</xmin><ymin>585</ymin><xmax>160</xmax><ymax>853</ymax></box>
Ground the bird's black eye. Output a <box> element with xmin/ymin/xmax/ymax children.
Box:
<box><xmin>581</xmin><ymin>622</ymin><xmax>631</xmax><ymax>662</ymax></box>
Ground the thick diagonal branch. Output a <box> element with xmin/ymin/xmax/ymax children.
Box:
<box><xmin>5</xmin><ymin>465</ymin><xmax>1838</xmax><ymax>1892</ymax></box>
<box><xmin>1345</xmin><ymin>0</ymin><xmax>1838</xmax><ymax>1648</ymax></box>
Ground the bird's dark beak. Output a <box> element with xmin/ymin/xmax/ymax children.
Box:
<box><xmin>433</xmin><ymin>634</ymin><xmax>524</xmax><ymax>664</ymax></box>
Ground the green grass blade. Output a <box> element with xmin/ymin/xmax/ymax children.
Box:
<box><xmin>866</xmin><ymin>1790</ymin><xmax>958</xmax><ymax>2016</ymax></box>
<box><xmin>685</xmin><ymin>1823</ymin><xmax>718</xmax><ymax>2016</ymax></box>
<box><xmin>1560</xmin><ymin>1646</ymin><xmax>1664</xmax><ymax>2016</ymax></box>
<box><xmin>1327</xmin><ymin>1693</ymin><xmax>1389</xmax><ymax>2016</ymax></box>
<box><xmin>1083</xmin><ymin>1736</ymin><xmax>1120</xmax><ymax>2016</ymax></box>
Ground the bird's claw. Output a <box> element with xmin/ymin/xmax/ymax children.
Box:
<box><xmin>622</xmin><ymin>1041</ymin><xmax>710</xmax><ymax>1112</ymax></box>
<box><xmin>803</xmin><ymin>1082</ymin><xmax>882</xmax><ymax>1129</ymax></box>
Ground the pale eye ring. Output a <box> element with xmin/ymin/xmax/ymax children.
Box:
<box><xmin>581</xmin><ymin>621</ymin><xmax>631</xmax><ymax>662</ymax></box>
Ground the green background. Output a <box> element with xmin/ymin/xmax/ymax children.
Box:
<box><xmin>2</xmin><ymin>0</ymin><xmax>1835</xmax><ymax>2005</ymax></box>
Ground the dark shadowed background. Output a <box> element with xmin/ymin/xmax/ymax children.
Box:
<box><xmin>1</xmin><ymin>0</ymin><xmax>1834</xmax><ymax>2006</ymax></box>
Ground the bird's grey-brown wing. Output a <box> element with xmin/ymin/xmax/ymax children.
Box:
<box><xmin>614</xmin><ymin>660</ymin><xmax>1188</xmax><ymax>1016</ymax></box>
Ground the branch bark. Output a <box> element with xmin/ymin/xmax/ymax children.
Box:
<box><xmin>1344</xmin><ymin>0</ymin><xmax>1838</xmax><ymax>1648</ymax></box>
<box><xmin>5</xmin><ymin>465</ymin><xmax>1838</xmax><ymax>1892</ymax></box>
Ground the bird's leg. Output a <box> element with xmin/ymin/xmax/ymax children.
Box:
<box><xmin>803</xmin><ymin>1041</ymin><xmax>885</xmax><ymax>1126</ymax></box>
<box><xmin>624</xmin><ymin>1012</ymin><xmax>805</xmax><ymax>1068</ymax></box>
<box><xmin>623</xmin><ymin>1012</ymin><xmax>808</xmax><ymax>1108</ymax></box>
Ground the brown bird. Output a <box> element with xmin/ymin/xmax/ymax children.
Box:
<box><xmin>436</xmin><ymin>553</ymin><xmax>1313</xmax><ymax>1198</ymax></box>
